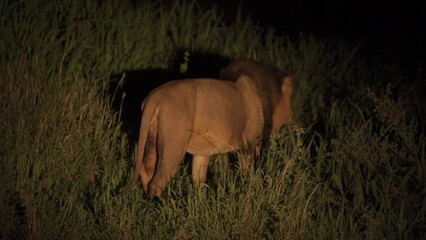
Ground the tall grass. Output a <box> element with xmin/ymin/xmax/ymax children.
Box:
<box><xmin>1</xmin><ymin>62</ymin><xmax>136</xmax><ymax>238</ymax></box>
<box><xmin>1</xmin><ymin>0</ymin><xmax>425</xmax><ymax>239</ymax></box>
<box><xmin>310</xmin><ymin>87</ymin><xmax>425</xmax><ymax>239</ymax></box>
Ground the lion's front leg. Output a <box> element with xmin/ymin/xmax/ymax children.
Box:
<box><xmin>192</xmin><ymin>155</ymin><xmax>210</xmax><ymax>184</ymax></box>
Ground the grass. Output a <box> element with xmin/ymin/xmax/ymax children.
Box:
<box><xmin>1</xmin><ymin>0</ymin><xmax>425</xmax><ymax>239</ymax></box>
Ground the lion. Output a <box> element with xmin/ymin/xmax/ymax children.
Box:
<box><xmin>124</xmin><ymin>60</ymin><xmax>292</xmax><ymax>196</ymax></box>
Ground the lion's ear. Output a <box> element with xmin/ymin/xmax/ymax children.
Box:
<box><xmin>281</xmin><ymin>75</ymin><xmax>292</xmax><ymax>97</ymax></box>
<box><xmin>279</xmin><ymin>75</ymin><xmax>293</xmax><ymax>124</ymax></box>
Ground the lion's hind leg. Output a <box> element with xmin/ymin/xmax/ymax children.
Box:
<box><xmin>148</xmin><ymin>116</ymin><xmax>190</xmax><ymax>196</ymax></box>
<box><xmin>148</xmin><ymin>140</ymin><xmax>187</xmax><ymax>196</ymax></box>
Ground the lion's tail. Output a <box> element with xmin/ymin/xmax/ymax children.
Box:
<box><xmin>122</xmin><ymin>99</ymin><xmax>157</xmax><ymax>194</ymax></box>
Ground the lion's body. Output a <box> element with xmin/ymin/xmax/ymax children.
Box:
<box><xmin>124</xmin><ymin>60</ymin><xmax>292</xmax><ymax>196</ymax></box>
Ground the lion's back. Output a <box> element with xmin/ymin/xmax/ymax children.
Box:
<box><xmin>143</xmin><ymin>78</ymin><xmax>244</xmax><ymax>120</ymax></box>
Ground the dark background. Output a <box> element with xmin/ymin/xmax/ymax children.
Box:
<box><xmin>208</xmin><ymin>0</ymin><xmax>426</xmax><ymax>75</ymax></box>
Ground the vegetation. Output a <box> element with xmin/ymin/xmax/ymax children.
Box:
<box><xmin>1</xmin><ymin>0</ymin><xmax>424</xmax><ymax>239</ymax></box>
